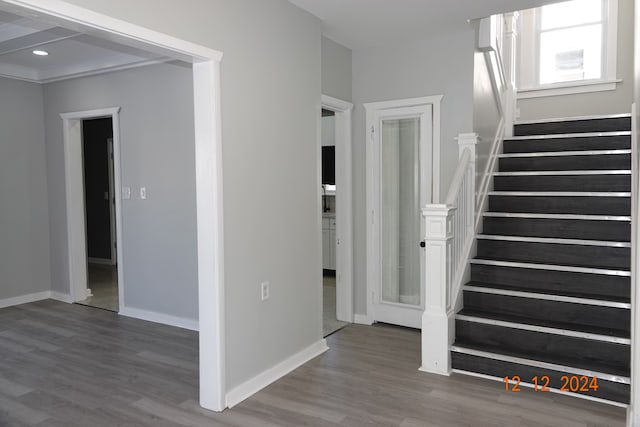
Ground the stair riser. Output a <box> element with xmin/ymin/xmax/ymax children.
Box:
<box><xmin>463</xmin><ymin>291</ymin><xmax>630</xmax><ymax>335</ymax></box>
<box><xmin>493</xmin><ymin>175</ymin><xmax>630</xmax><ymax>192</ymax></box>
<box><xmin>477</xmin><ymin>240</ymin><xmax>629</xmax><ymax>270</ymax></box>
<box><xmin>470</xmin><ymin>264</ymin><xmax>630</xmax><ymax>301</ymax></box>
<box><xmin>488</xmin><ymin>196</ymin><xmax>631</xmax><ymax>215</ymax></box>
<box><xmin>499</xmin><ymin>154</ymin><xmax>631</xmax><ymax>172</ymax></box>
<box><xmin>452</xmin><ymin>352</ymin><xmax>630</xmax><ymax>404</ymax></box>
<box><xmin>482</xmin><ymin>217</ymin><xmax>631</xmax><ymax>241</ymax></box>
<box><xmin>455</xmin><ymin>321</ymin><xmax>630</xmax><ymax>372</ymax></box>
<box><xmin>514</xmin><ymin>117</ymin><xmax>631</xmax><ymax>136</ymax></box>
<box><xmin>504</xmin><ymin>135</ymin><xmax>631</xmax><ymax>153</ymax></box>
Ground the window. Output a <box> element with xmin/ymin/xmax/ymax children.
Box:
<box><xmin>517</xmin><ymin>0</ymin><xmax>619</xmax><ymax>98</ymax></box>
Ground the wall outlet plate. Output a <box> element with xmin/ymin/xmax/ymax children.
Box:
<box><xmin>261</xmin><ymin>281</ymin><xmax>270</xmax><ymax>301</ymax></box>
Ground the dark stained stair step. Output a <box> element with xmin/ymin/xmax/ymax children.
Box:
<box><xmin>514</xmin><ymin>116</ymin><xmax>631</xmax><ymax>136</ymax></box>
<box><xmin>476</xmin><ymin>239</ymin><xmax>630</xmax><ymax>270</ymax></box>
<box><xmin>493</xmin><ymin>174</ymin><xmax>630</xmax><ymax>192</ymax></box>
<box><xmin>482</xmin><ymin>216</ymin><xmax>631</xmax><ymax>241</ymax></box>
<box><xmin>499</xmin><ymin>152</ymin><xmax>631</xmax><ymax>171</ymax></box>
<box><xmin>488</xmin><ymin>195</ymin><xmax>631</xmax><ymax>216</ymax></box>
<box><xmin>461</xmin><ymin>291</ymin><xmax>630</xmax><ymax>337</ymax></box>
<box><xmin>454</xmin><ymin>319</ymin><xmax>630</xmax><ymax>376</ymax></box>
<box><xmin>451</xmin><ymin>350</ymin><xmax>630</xmax><ymax>404</ymax></box>
<box><xmin>504</xmin><ymin>134</ymin><xmax>631</xmax><ymax>153</ymax></box>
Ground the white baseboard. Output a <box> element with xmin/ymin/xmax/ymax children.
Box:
<box><xmin>226</xmin><ymin>339</ymin><xmax>329</xmax><ymax>408</ymax></box>
<box><xmin>0</xmin><ymin>291</ymin><xmax>51</xmax><ymax>309</ymax></box>
<box><xmin>0</xmin><ymin>291</ymin><xmax>74</xmax><ymax>309</ymax></box>
<box><xmin>354</xmin><ymin>314</ymin><xmax>373</xmax><ymax>325</ymax></box>
<box><xmin>87</xmin><ymin>257</ymin><xmax>114</xmax><ymax>266</ymax></box>
<box><xmin>50</xmin><ymin>291</ymin><xmax>74</xmax><ymax>303</ymax></box>
<box><xmin>118</xmin><ymin>306</ymin><xmax>199</xmax><ymax>331</ymax></box>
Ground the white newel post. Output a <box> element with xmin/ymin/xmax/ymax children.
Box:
<box><xmin>420</xmin><ymin>205</ymin><xmax>456</xmax><ymax>375</ymax></box>
<box><xmin>502</xmin><ymin>12</ymin><xmax>519</xmax><ymax>137</ymax></box>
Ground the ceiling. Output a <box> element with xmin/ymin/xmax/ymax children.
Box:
<box><xmin>0</xmin><ymin>10</ymin><xmax>167</xmax><ymax>84</ymax></box>
<box><xmin>288</xmin><ymin>0</ymin><xmax>561</xmax><ymax>49</ymax></box>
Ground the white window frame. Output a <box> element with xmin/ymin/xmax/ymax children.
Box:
<box><xmin>517</xmin><ymin>0</ymin><xmax>619</xmax><ymax>99</ymax></box>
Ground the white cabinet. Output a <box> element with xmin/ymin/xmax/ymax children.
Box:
<box><xmin>322</xmin><ymin>216</ymin><xmax>336</xmax><ymax>270</ymax></box>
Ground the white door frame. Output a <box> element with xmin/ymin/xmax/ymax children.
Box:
<box><xmin>2</xmin><ymin>0</ymin><xmax>227</xmax><ymax>412</ymax></box>
<box><xmin>364</xmin><ymin>95</ymin><xmax>443</xmax><ymax>327</ymax></box>
<box><xmin>321</xmin><ymin>95</ymin><xmax>354</xmax><ymax>323</ymax></box>
<box><xmin>106</xmin><ymin>137</ymin><xmax>117</xmax><ymax>266</ymax></box>
<box><xmin>61</xmin><ymin>108</ymin><xmax>122</xmax><ymax>303</ymax></box>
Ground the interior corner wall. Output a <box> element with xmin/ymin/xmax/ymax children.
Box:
<box><xmin>517</xmin><ymin>0</ymin><xmax>635</xmax><ymax>120</ymax></box>
<box><xmin>352</xmin><ymin>27</ymin><xmax>475</xmax><ymax>315</ymax></box>
<box><xmin>0</xmin><ymin>77</ymin><xmax>51</xmax><ymax>301</ymax></box>
<box><xmin>56</xmin><ymin>0</ymin><xmax>323</xmax><ymax>392</ymax></box>
<box><xmin>43</xmin><ymin>62</ymin><xmax>199</xmax><ymax>321</ymax></box>
<box><xmin>322</xmin><ymin>36</ymin><xmax>353</xmax><ymax>102</ymax></box>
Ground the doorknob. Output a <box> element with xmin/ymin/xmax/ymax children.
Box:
<box><xmin>419</xmin><ymin>240</ymin><xmax>426</xmax><ymax>248</ymax></box>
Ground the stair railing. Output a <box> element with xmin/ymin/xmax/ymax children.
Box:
<box><xmin>420</xmin><ymin>134</ymin><xmax>477</xmax><ymax>375</ymax></box>
<box><xmin>420</xmin><ymin>12</ymin><xmax>517</xmax><ymax>376</ymax></box>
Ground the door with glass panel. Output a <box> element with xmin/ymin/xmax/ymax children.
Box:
<box><xmin>366</xmin><ymin>104</ymin><xmax>433</xmax><ymax>329</ymax></box>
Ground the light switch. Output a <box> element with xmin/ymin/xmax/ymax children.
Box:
<box><xmin>140</xmin><ymin>187</ymin><xmax>147</xmax><ymax>200</ymax></box>
<box><xmin>123</xmin><ymin>187</ymin><xmax>131</xmax><ymax>200</ymax></box>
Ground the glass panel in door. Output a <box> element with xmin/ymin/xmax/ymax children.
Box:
<box><xmin>380</xmin><ymin>117</ymin><xmax>421</xmax><ymax>307</ymax></box>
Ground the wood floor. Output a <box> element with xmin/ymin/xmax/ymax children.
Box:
<box><xmin>0</xmin><ymin>300</ymin><xmax>627</xmax><ymax>426</ymax></box>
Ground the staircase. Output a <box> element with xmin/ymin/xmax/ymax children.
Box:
<box><xmin>450</xmin><ymin>114</ymin><xmax>632</xmax><ymax>404</ymax></box>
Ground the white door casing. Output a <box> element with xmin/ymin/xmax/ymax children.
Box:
<box><xmin>364</xmin><ymin>96</ymin><xmax>443</xmax><ymax>328</ymax></box>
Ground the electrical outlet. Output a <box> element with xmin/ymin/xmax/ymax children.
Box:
<box><xmin>261</xmin><ymin>281</ymin><xmax>270</xmax><ymax>301</ymax></box>
<box><xmin>123</xmin><ymin>187</ymin><xmax>131</xmax><ymax>200</ymax></box>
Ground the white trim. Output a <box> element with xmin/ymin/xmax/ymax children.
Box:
<box><xmin>61</xmin><ymin>107</ymin><xmax>123</xmax><ymax>305</ymax></box>
<box><xmin>6</xmin><ymin>0</ymin><xmax>226</xmax><ymax>412</ymax></box>
<box><xmin>225</xmin><ymin>339</ymin><xmax>329</xmax><ymax>408</ymax></box>
<box><xmin>0</xmin><ymin>292</ymin><xmax>52</xmax><ymax>308</ymax></box>
<box><xmin>119</xmin><ymin>306</ymin><xmax>199</xmax><ymax>331</ymax></box>
<box><xmin>321</xmin><ymin>95</ymin><xmax>354</xmax><ymax>324</ymax></box>
<box><xmin>0</xmin><ymin>291</ymin><xmax>74</xmax><ymax>308</ymax></box>
<box><xmin>0</xmin><ymin>0</ymin><xmax>222</xmax><ymax>62</ymax></box>
<box><xmin>364</xmin><ymin>95</ymin><xmax>443</xmax><ymax>202</ymax></box>
<box><xmin>515</xmin><ymin>113</ymin><xmax>631</xmax><ymax>125</ymax></box>
<box><xmin>50</xmin><ymin>292</ymin><xmax>74</xmax><ymax>303</ymax></box>
<box><xmin>452</xmin><ymin>369</ymin><xmax>629</xmax><ymax>408</ymax></box>
<box><xmin>364</xmin><ymin>96</ymin><xmax>441</xmax><ymax>328</ymax></box>
<box><xmin>518</xmin><ymin>80</ymin><xmax>620</xmax><ymax>99</ymax></box>
<box><xmin>353</xmin><ymin>314</ymin><xmax>373</xmax><ymax>325</ymax></box>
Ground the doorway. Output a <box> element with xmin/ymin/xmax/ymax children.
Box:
<box><xmin>365</xmin><ymin>96</ymin><xmax>442</xmax><ymax>329</ymax></box>
<box><xmin>320</xmin><ymin>95</ymin><xmax>354</xmax><ymax>336</ymax></box>
<box><xmin>76</xmin><ymin>117</ymin><xmax>118</xmax><ymax>312</ymax></box>
<box><xmin>321</xmin><ymin>109</ymin><xmax>346</xmax><ymax>336</ymax></box>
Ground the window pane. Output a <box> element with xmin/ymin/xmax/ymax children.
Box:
<box><xmin>541</xmin><ymin>0</ymin><xmax>602</xmax><ymax>30</ymax></box>
<box><xmin>539</xmin><ymin>24</ymin><xmax>602</xmax><ymax>84</ymax></box>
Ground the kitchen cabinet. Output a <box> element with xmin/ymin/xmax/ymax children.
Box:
<box><xmin>322</xmin><ymin>216</ymin><xmax>336</xmax><ymax>270</ymax></box>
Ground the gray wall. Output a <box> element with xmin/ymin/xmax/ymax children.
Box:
<box><xmin>0</xmin><ymin>77</ymin><xmax>51</xmax><ymax>301</ymax></box>
<box><xmin>351</xmin><ymin>27</ymin><xmax>475</xmax><ymax>314</ymax></box>
<box><xmin>322</xmin><ymin>36</ymin><xmax>352</xmax><ymax>102</ymax></box>
<box><xmin>43</xmin><ymin>62</ymin><xmax>199</xmax><ymax>321</ymax></box>
<box><xmin>517</xmin><ymin>0</ymin><xmax>635</xmax><ymax>120</ymax></box>
<box><xmin>59</xmin><ymin>0</ymin><xmax>322</xmax><ymax>391</ymax></box>
<box><xmin>473</xmin><ymin>50</ymin><xmax>502</xmax><ymax>192</ymax></box>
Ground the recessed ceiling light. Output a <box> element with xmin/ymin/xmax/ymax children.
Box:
<box><xmin>32</xmin><ymin>50</ymin><xmax>49</xmax><ymax>56</ymax></box>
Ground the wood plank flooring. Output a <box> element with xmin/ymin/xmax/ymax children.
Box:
<box><xmin>0</xmin><ymin>300</ymin><xmax>627</xmax><ymax>426</ymax></box>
